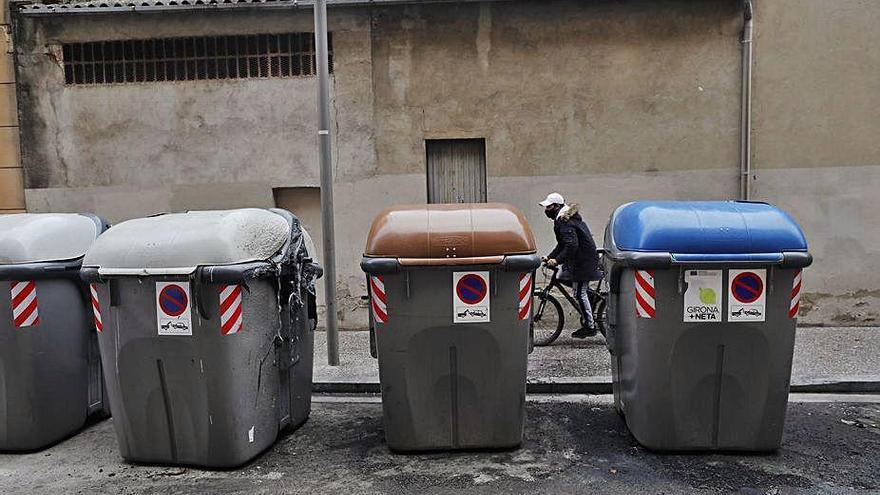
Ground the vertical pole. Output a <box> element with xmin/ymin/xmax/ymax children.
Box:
<box><xmin>740</xmin><ymin>0</ymin><xmax>754</xmax><ymax>201</ymax></box>
<box><xmin>314</xmin><ymin>0</ymin><xmax>339</xmax><ymax>366</ymax></box>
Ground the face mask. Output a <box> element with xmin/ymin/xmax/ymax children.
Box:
<box><xmin>545</xmin><ymin>208</ymin><xmax>558</xmax><ymax>220</ymax></box>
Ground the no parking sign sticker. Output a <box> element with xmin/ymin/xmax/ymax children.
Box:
<box><xmin>728</xmin><ymin>269</ymin><xmax>767</xmax><ymax>322</ymax></box>
<box><xmin>156</xmin><ymin>282</ymin><xmax>193</xmax><ymax>336</ymax></box>
<box><xmin>453</xmin><ymin>272</ymin><xmax>490</xmax><ymax>323</ymax></box>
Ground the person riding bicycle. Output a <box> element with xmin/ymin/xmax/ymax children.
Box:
<box><xmin>538</xmin><ymin>192</ymin><xmax>602</xmax><ymax>338</ymax></box>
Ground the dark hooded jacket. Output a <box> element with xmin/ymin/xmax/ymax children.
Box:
<box><xmin>548</xmin><ymin>204</ymin><xmax>602</xmax><ymax>282</ymax></box>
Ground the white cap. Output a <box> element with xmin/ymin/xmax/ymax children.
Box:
<box><xmin>538</xmin><ymin>192</ymin><xmax>565</xmax><ymax>207</ymax></box>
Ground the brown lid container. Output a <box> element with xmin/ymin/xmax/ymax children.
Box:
<box><xmin>364</xmin><ymin>203</ymin><xmax>537</xmax><ymax>265</ymax></box>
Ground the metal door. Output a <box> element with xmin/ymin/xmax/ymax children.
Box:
<box><xmin>426</xmin><ymin>139</ymin><xmax>487</xmax><ymax>204</ymax></box>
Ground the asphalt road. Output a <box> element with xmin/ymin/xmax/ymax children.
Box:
<box><xmin>1</xmin><ymin>396</ymin><xmax>877</xmax><ymax>494</ymax></box>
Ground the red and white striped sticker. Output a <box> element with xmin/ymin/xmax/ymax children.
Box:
<box><xmin>10</xmin><ymin>280</ymin><xmax>40</xmax><ymax>328</ymax></box>
<box><xmin>789</xmin><ymin>269</ymin><xmax>803</xmax><ymax>319</ymax></box>
<box><xmin>370</xmin><ymin>275</ymin><xmax>388</xmax><ymax>324</ymax></box>
<box><xmin>635</xmin><ymin>270</ymin><xmax>656</xmax><ymax>319</ymax></box>
<box><xmin>518</xmin><ymin>273</ymin><xmax>533</xmax><ymax>320</ymax></box>
<box><xmin>90</xmin><ymin>283</ymin><xmax>103</xmax><ymax>332</ymax></box>
<box><xmin>219</xmin><ymin>284</ymin><xmax>244</xmax><ymax>335</ymax></box>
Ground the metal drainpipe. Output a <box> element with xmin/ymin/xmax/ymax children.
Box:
<box><xmin>740</xmin><ymin>0</ymin><xmax>754</xmax><ymax>200</ymax></box>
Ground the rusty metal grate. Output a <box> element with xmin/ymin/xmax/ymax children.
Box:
<box><xmin>62</xmin><ymin>33</ymin><xmax>332</xmax><ymax>85</ymax></box>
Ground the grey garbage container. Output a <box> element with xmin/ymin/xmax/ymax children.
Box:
<box><xmin>361</xmin><ymin>203</ymin><xmax>541</xmax><ymax>452</ymax></box>
<box><xmin>603</xmin><ymin>201</ymin><xmax>812</xmax><ymax>452</ymax></box>
<box><xmin>81</xmin><ymin>208</ymin><xmax>321</xmax><ymax>467</ymax></box>
<box><xmin>0</xmin><ymin>213</ymin><xmax>109</xmax><ymax>451</ymax></box>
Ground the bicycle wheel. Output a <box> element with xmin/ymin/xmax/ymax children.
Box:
<box><xmin>593</xmin><ymin>297</ymin><xmax>608</xmax><ymax>338</ymax></box>
<box><xmin>532</xmin><ymin>292</ymin><xmax>564</xmax><ymax>346</ymax></box>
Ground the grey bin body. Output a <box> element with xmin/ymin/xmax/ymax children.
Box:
<box><xmin>603</xmin><ymin>201</ymin><xmax>812</xmax><ymax>452</ymax></box>
<box><xmin>361</xmin><ymin>204</ymin><xmax>541</xmax><ymax>452</ymax></box>
<box><xmin>81</xmin><ymin>208</ymin><xmax>320</xmax><ymax>467</ymax></box>
<box><xmin>0</xmin><ymin>213</ymin><xmax>109</xmax><ymax>451</ymax></box>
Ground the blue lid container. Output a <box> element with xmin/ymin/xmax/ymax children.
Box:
<box><xmin>604</xmin><ymin>201</ymin><xmax>811</xmax><ymax>268</ymax></box>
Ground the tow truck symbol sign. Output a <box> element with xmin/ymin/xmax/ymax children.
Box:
<box><xmin>160</xmin><ymin>321</ymin><xmax>190</xmax><ymax>332</ymax></box>
<box><xmin>457</xmin><ymin>308</ymin><xmax>487</xmax><ymax>319</ymax></box>
<box><xmin>731</xmin><ymin>307</ymin><xmax>763</xmax><ymax>318</ymax></box>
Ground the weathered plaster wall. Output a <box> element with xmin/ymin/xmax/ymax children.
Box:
<box><xmin>751</xmin><ymin>0</ymin><xmax>880</xmax><ymax>325</ymax></box>
<box><xmin>371</xmin><ymin>0</ymin><xmax>742</xmax><ymax>177</ymax></box>
<box><xmin>15</xmin><ymin>8</ymin><xmax>376</xmax><ymax>192</ymax></box>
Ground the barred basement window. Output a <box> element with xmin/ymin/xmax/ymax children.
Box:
<box><xmin>62</xmin><ymin>33</ymin><xmax>333</xmax><ymax>85</ymax></box>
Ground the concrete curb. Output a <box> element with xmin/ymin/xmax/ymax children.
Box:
<box><xmin>525</xmin><ymin>376</ymin><xmax>613</xmax><ymax>394</ymax></box>
<box><xmin>314</xmin><ymin>374</ymin><xmax>880</xmax><ymax>395</ymax></box>
<box><xmin>790</xmin><ymin>375</ymin><xmax>880</xmax><ymax>394</ymax></box>
<box><xmin>313</xmin><ymin>382</ymin><xmax>380</xmax><ymax>394</ymax></box>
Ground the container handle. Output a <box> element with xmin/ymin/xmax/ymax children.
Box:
<box><xmin>1</xmin><ymin>259</ymin><xmax>83</xmax><ymax>281</ymax></box>
<box><xmin>501</xmin><ymin>254</ymin><xmax>541</xmax><ymax>272</ymax></box>
<box><xmin>192</xmin><ymin>269</ymin><xmax>211</xmax><ymax>321</ymax></box>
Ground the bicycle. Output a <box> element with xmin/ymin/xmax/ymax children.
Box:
<box><xmin>530</xmin><ymin>254</ymin><xmax>608</xmax><ymax>347</ymax></box>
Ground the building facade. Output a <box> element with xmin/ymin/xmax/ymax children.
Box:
<box><xmin>8</xmin><ymin>0</ymin><xmax>880</xmax><ymax>328</ymax></box>
<box><xmin>1</xmin><ymin>0</ymin><xmax>25</xmax><ymax>214</ymax></box>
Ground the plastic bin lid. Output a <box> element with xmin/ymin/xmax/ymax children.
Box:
<box><xmin>0</xmin><ymin>213</ymin><xmax>101</xmax><ymax>264</ymax></box>
<box><xmin>83</xmin><ymin>209</ymin><xmax>291</xmax><ymax>275</ymax></box>
<box><xmin>364</xmin><ymin>203</ymin><xmax>537</xmax><ymax>261</ymax></box>
<box><xmin>609</xmin><ymin>201</ymin><xmax>808</xmax><ymax>258</ymax></box>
